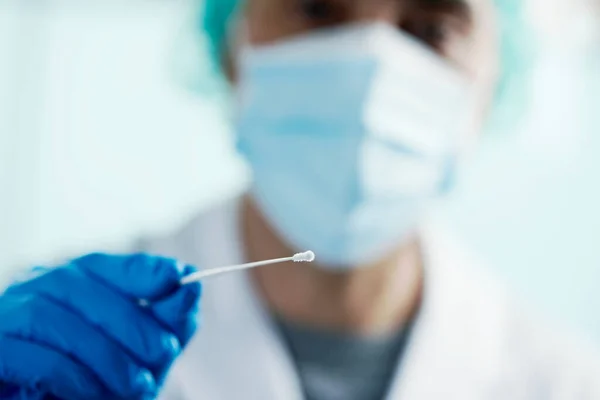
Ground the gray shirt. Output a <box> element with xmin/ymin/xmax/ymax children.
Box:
<box><xmin>274</xmin><ymin>318</ymin><xmax>411</xmax><ymax>400</ymax></box>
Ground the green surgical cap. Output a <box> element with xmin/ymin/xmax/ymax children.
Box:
<box><xmin>199</xmin><ymin>0</ymin><xmax>533</xmax><ymax>131</ymax></box>
<box><xmin>201</xmin><ymin>0</ymin><xmax>240</xmax><ymax>73</ymax></box>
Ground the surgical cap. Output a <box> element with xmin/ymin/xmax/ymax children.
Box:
<box><xmin>198</xmin><ymin>0</ymin><xmax>533</xmax><ymax>130</ymax></box>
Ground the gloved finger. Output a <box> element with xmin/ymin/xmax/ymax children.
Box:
<box><xmin>6</xmin><ymin>266</ymin><xmax>180</xmax><ymax>369</ymax></box>
<box><xmin>150</xmin><ymin>271</ymin><xmax>202</xmax><ymax>347</ymax></box>
<box><xmin>0</xmin><ymin>295</ymin><xmax>156</xmax><ymax>399</ymax></box>
<box><xmin>0</xmin><ymin>335</ymin><xmax>108</xmax><ymax>400</ymax></box>
<box><xmin>0</xmin><ymin>383</ymin><xmax>47</xmax><ymax>400</ymax></box>
<box><xmin>73</xmin><ymin>253</ymin><xmax>186</xmax><ymax>300</ymax></box>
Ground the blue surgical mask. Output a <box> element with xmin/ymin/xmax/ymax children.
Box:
<box><xmin>235</xmin><ymin>24</ymin><xmax>473</xmax><ymax>269</ymax></box>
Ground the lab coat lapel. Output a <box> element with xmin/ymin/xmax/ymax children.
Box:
<box><xmin>172</xmin><ymin>198</ymin><xmax>304</xmax><ymax>400</ymax></box>
<box><xmin>202</xmin><ymin>273</ymin><xmax>305</xmax><ymax>400</ymax></box>
<box><xmin>385</xmin><ymin>224</ymin><xmax>508</xmax><ymax>400</ymax></box>
<box><xmin>161</xmin><ymin>199</ymin><xmax>508</xmax><ymax>400</ymax></box>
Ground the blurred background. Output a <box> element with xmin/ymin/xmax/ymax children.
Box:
<box><xmin>0</xmin><ymin>0</ymin><xmax>599</xmax><ymax>345</ymax></box>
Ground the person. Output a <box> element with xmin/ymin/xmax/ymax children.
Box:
<box><xmin>1</xmin><ymin>0</ymin><xmax>599</xmax><ymax>399</ymax></box>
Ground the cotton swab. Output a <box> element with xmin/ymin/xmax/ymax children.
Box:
<box><xmin>180</xmin><ymin>251</ymin><xmax>315</xmax><ymax>284</ymax></box>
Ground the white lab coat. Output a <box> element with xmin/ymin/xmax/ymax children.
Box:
<box><xmin>140</xmin><ymin>198</ymin><xmax>600</xmax><ymax>400</ymax></box>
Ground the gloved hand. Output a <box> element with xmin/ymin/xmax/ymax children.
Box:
<box><xmin>0</xmin><ymin>253</ymin><xmax>202</xmax><ymax>400</ymax></box>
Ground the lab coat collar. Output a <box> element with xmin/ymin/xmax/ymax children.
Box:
<box><xmin>167</xmin><ymin>198</ymin><xmax>510</xmax><ymax>399</ymax></box>
<box><xmin>170</xmin><ymin>197</ymin><xmax>304</xmax><ymax>400</ymax></box>
<box><xmin>387</xmin><ymin>222</ymin><xmax>510</xmax><ymax>399</ymax></box>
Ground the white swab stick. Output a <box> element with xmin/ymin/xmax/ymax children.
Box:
<box><xmin>180</xmin><ymin>250</ymin><xmax>315</xmax><ymax>284</ymax></box>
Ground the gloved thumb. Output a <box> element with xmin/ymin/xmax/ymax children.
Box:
<box><xmin>151</xmin><ymin>266</ymin><xmax>202</xmax><ymax>347</ymax></box>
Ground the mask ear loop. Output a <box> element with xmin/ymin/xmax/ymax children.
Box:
<box><xmin>217</xmin><ymin>9</ymin><xmax>249</xmax><ymax>123</ymax></box>
<box><xmin>225</xmin><ymin>14</ymin><xmax>257</xmax><ymax>153</ymax></box>
<box><xmin>224</xmin><ymin>9</ymin><xmax>250</xmax><ymax>72</ymax></box>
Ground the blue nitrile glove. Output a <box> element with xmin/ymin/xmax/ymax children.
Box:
<box><xmin>0</xmin><ymin>253</ymin><xmax>202</xmax><ymax>400</ymax></box>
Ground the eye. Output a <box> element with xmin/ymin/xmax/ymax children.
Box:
<box><xmin>298</xmin><ymin>0</ymin><xmax>343</xmax><ymax>24</ymax></box>
<box><xmin>401</xmin><ymin>18</ymin><xmax>450</xmax><ymax>51</ymax></box>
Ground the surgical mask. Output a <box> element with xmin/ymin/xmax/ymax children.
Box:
<box><xmin>235</xmin><ymin>23</ymin><xmax>473</xmax><ymax>269</ymax></box>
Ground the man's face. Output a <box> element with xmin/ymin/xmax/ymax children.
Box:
<box><xmin>233</xmin><ymin>0</ymin><xmax>500</xmax><ymax>134</ymax></box>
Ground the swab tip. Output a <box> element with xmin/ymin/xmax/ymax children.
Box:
<box><xmin>293</xmin><ymin>250</ymin><xmax>315</xmax><ymax>263</ymax></box>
